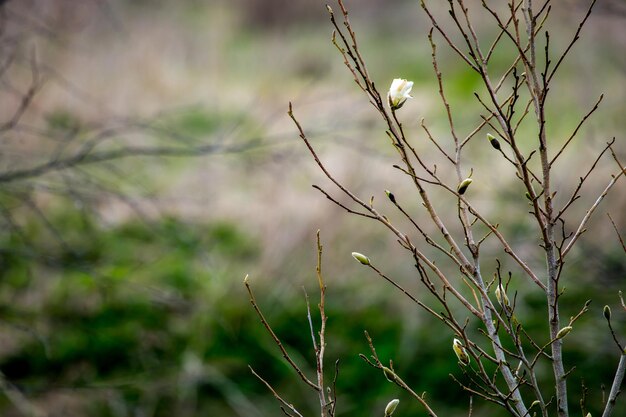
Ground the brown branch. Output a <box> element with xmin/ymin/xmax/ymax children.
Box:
<box><xmin>249</xmin><ymin>366</ymin><xmax>304</xmax><ymax>417</ymax></box>
<box><xmin>546</xmin><ymin>0</ymin><xmax>597</xmax><ymax>83</ymax></box>
<box><xmin>562</xmin><ymin>165</ymin><xmax>625</xmax><ymax>258</ymax></box>
<box><xmin>554</xmin><ymin>139</ymin><xmax>615</xmax><ymax>222</ymax></box>
<box><xmin>607</xmin><ymin>214</ymin><xmax>626</xmax><ymax>253</ymax></box>
<box><xmin>244</xmin><ymin>276</ymin><xmax>319</xmax><ymax>391</ymax></box>
<box><xmin>363</xmin><ymin>332</ymin><xmax>439</xmax><ymax>417</ymax></box>
<box><xmin>549</xmin><ymin>94</ymin><xmax>604</xmax><ymax>167</ymax></box>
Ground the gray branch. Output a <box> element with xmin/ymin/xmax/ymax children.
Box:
<box><xmin>602</xmin><ymin>354</ymin><xmax>626</xmax><ymax>417</ymax></box>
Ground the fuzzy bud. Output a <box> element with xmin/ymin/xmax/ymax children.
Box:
<box><xmin>457</xmin><ymin>178</ymin><xmax>473</xmax><ymax>195</ymax></box>
<box><xmin>495</xmin><ymin>284</ymin><xmax>510</xmax><ymax>307</ymax></box>
<box><xmin>604</xmin><ymin>305</ymin><xmax>611</xmax><ymax>321</ymax></box>
<box><xmin>585</xmin><ymin>413</ymin><xmax>592</xmax><ymax>417</ymax></box>
<box><xmin>382</xmin><ymin>366</ymin><xmax>396</xmax><ymax>382</ymax></box>
<box><xmin>453</xmin><ymin>338</ymin><xmax>470</xmax><ymax>366</ymax></box>
<box><xmin>525</xmin><ymin>192</ymin><xmax>532</xmax><ymax>201</ymax></box>
<box><xmin>385</xmin><ymin>190</ymin><xmax>396</xmax><ymax>204</ymax></box>
<box><xmin>487</xmin><ymin>133</ymin><xmax>501</xmax><ymax>150</ymax></box>
<box><xmin>556</xmin><ymin>326</ymin><xmax>572</xmax><ymax>339</ymax></box>
<box><xmin>351</xmin><ymin>252</ymin><xmax>371</xmax><ymax>266</ymax></box>
<box><xmin>384</xmin><ymin>399</ymin><xmax>400</xmax><ymax>416</ymax></box>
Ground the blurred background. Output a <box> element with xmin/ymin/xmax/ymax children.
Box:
<box><xmin>0</xmin><ymin>0</ymin><xmax>625</xmax><ymax>416</ymax></box>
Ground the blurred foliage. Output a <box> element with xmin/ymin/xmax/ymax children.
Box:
<box><xmin>0</xmin><ymin>200</ymin><xmax>624</xmax><ymax>417</ymax></box>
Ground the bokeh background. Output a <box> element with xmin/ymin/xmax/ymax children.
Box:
<box><xmin>0</xmin><ymin>0</ymin><xmax>625</xmax><ymax>416</ymax></box>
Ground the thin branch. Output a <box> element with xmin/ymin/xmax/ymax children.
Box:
<box><xmin>554</xmin><ymin>138</ymin><xmax>614</xmax><ymax>224</ymax></box>
<box><xmin>549</xmin><ymin>94</ymin><xmax>604</xmax><ymax>166</ymax></box>
<box><xmin>363</xmin><ymin>332</ymin><xmax>439</xmax><ymax>417</ymax></box>
<box><xmin>312</xmin><ymin>185</ymin><xmax>377</xmax><ymax>219</ymax></box>
<box><xmin>244</xmin><ymin>276</ymin><xmax>319</xmax><ymax>391</ymax></box>
<box><xmin>249</xmin><ymin>366</ymin><xmax>304</xmax><ymax>417</ymax></box>
<box><xmin>562</xmin><ymin>161</ymin><xmax>625</xmax><ymax>258</ymax></box>
<box><xmin>607</xmin><ymin>214</ymin><xmax>626</xmax><ymax>253</ymax></box>
<box><xmin>546</xmin><ymin>0</ymin><xmax>597</xmax><ymax>83</ymax></box>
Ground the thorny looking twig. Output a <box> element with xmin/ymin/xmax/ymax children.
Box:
<box><xmin>285</xmin><ymin>1</ymin><xmax>624</xmax><ymax>417</ymax></box>
<box><xmin>245</xmin><ymin>231</ymin><xmax>336</xmax><ymax>417</ymax></box>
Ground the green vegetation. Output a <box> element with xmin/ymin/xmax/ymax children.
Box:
<box><xmin>0</xmin><ymin>205</ymin><xmax>622</xmax><ymax>416</ymax></box>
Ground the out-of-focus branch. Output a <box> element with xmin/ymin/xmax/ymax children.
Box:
<box><xmin>0</xmin><ymin>141</ymin><xmax>254</xmax><ymax>184</ymax></box>
<box><xmin>0</xmin><ymin>370</ymin><xmax>45</xmax><ymax>417</ymax></box>
<box><xmin>602</xmin><ymin>354</ymin><xmax>626</xmax><ymax>417</ymax></box>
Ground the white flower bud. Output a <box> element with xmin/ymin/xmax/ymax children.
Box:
<box><xmin>351</xmin><ymin>252</ymin><xmax>371</xmax><ymax>266</ymax></box>
<box><xmin>453</xmin><ymin>338</ymin><xmax>470</xmax><ymax>366</ymax></box>
<box><xmin>457</xmin><ymin>178</ymin><xmax>473</xmax><ymax>195</ymax></box>
<box><xmin>495</xmin><ymin>284</ymin><xmax>510</xmax><ymax>307</ymax></box>
<box><xmin>384</xmin><ymin>399</ymin><xmax>400</xmax><ymax>416</ymax></box>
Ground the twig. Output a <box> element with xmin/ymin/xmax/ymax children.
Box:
<box><xmin>244</xmin><ymin>276</ymin><xmax>319</xmax><ymax>390</ymax></box>
<box><xmin>562</xmin><ymin>164</ymin><xmax>625</xmax><ymax>258</ymax></box>
<box><xmin>248</xmin><ymin>366</ymin><xmax>304</xmax><ymax>417</ymax></box>
<box><xmin>549</xmin><ymin>94</ymin><xmax>604</xmax><ymax>166</ymax></box>
<box><xmin>607</xmin><ymin>214</ymin><xmax>626</xmax><ymax>253</ymax></box>
<box><xmin>362</xmin><ymin>332</ymin><xmax>439</xmax><ymax>417</ymax></box>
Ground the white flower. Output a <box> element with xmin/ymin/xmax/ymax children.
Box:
<box><xmin>388</xmin><ymin>78</ymin><xmax>413</xmax><ymax>110</ymax></box>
